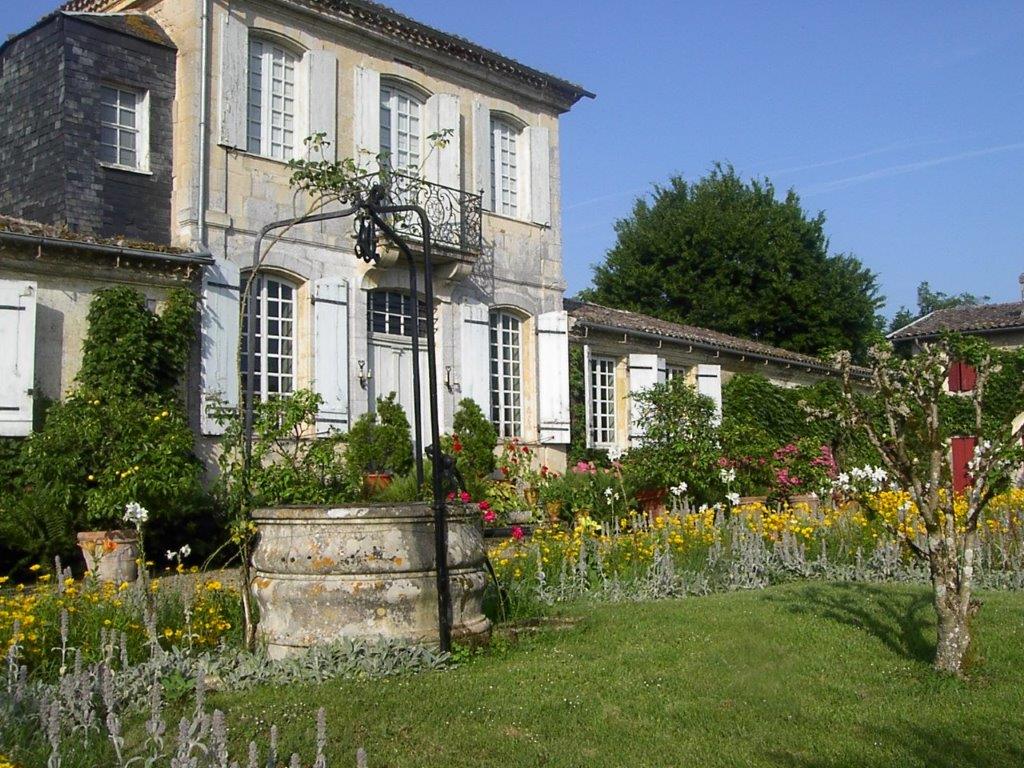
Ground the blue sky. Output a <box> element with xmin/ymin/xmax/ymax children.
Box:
<box><xmin>6</xmin><ymin>1</ymin><xmax>1023</xmax><ymax>318</ymax></box>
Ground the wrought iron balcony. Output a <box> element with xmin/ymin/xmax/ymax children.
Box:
<box><xmin>375</xmin><ymin>171</ymin><xmax>483</xmax><ymax>257</ymax></box>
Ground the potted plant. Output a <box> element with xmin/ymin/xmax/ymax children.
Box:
<box><xmin>346</xmin><ymin>394</ymin><xmax>414</xmax><ymax>495</ymax></box>
<box><xmin>537</xmin><ymin>471</ymin><xmax>568</xmax><ymax>524</ymax></box>
<box><xmin>77</xmin><ymin>501</ymin><xmax>149</xmax><ymax>583</ymax></box>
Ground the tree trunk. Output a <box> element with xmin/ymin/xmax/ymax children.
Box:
<box><xmin>929</xmin><ymin>545</ymin><xmax>978</xmax><ymax>677</ymax></box>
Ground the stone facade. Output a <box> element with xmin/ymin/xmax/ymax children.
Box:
<box><xmin>0</xmin><ymin>13</ymin><xmax>177</xmax><ymax>244</ymax></box>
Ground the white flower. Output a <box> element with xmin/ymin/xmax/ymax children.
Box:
<box><xmin>166</xmin><ymin>550</ymin><xmax>176</xmax><ymax>562</ymax></box>
<box><xmin>607</xmin><ymin>446</ymin><xmax>624</xmax><ymax>462</ymax></box>
<box><xmin>719</xmin><ymin>468</ymin><xmax>736</xmax><ymax>484</ymax></box>
<box><xmin>179</xmin><ymin>544</ymin><xmax>191</xmax><ymax>559</ymax></box>
<box><xmin>726</xmin><ymin>492</ymin><xmax>741</xmax><ymax>506</ymax></box>
<box><xmin>604</xmin><ymin>487</ymin><xmax>614</xmax><ymax>498</ymax></box>
<box><xmin>123</xmin><ymin>501</ymin><xmax>149</xmax><ymax>527</ymax></box>
<box><xmin>670</xmin><ymin>481</ymin><xmax>688</xmax><ymax>497</ymax></box>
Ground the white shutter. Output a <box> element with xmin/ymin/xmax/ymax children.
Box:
<box><xmin>218</xmin><ymin>13</ymin><xmax>248</xmax><ymax>148</ymax></box>
<box><xmin>471</xmin><ymin>100</ymin><xmax>491</xmax><ymax>210</ymax></box>
<box><xmin>628</xmin><ymin>353</ymin><xmax>659</xmax><ymax>444</ymax></box>
<box><xmin>0</xmin><ymin>280</ymin><xmax>36</xmax><ymax>436</ymax></box>
<box><xmin>424</xmin><ymin>93</ymin><xmax>461</xmax><ymax>189</ymax></box>
<box><xmin>696</xmin><ymin>363</ymin><xmax>723</xmax><ymax>425</ymax></box>
<box><xmin>313</xmin><ymin>278</ymin><xmax>349</xmax><ymax>434</ymax></box>
<box><xmin>582</xmin><ymin>344</ymin><xmax>593</xmax><ymax>449</ymax></box>
<box><xmin>353</xmin><ymin>66</ymin><xmax>381</xmax><ymax>171</ymax></box>
<box><xmin>657</xmin><ymin>357</ymin><xmax>668</xmax><ymax>384</ymax></box>
<box><xmin>459</xmin><ymin>298</ymin><xmax>490</xmax><ymax>416</ymax></box>
<box><xmin>536</xmin><ymin>311</ymin><xmax>570</xmax><ymax>444</ymax></box>
<box><xmin>306</xmin><ymin>50</ymin><xmax>338</xmax><ymax>161</ymax></box>
<box><xmin>525</xmin><ymin>125</ymin><xmax>551</xmax><ymax>225</ymax></box>
<box><xmin>200</xmin><ymin>258</ymin><xmax>241</xmax><ymax>435</ymax></box>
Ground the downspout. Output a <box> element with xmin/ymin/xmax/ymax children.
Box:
<box><xmin>196</xmin><ymin>0</ymin><xmax>212</xmax><ymax>247</ymax></box>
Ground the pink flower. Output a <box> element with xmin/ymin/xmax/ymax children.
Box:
<box><xmin>573</xmin><ymin>461</ymin><xmax>590</xmax><ymax>474</ymax></box>
<box><xmin>483</xmin><ymin>510</ymin><xmax>497</xmax><ymax>523</ymax></box>
<box><xmin>459</xmin><ymin>491</ymin><xmax>471</xmax><ymax>503</ymax></box>
<box><xmin>478</xmin><ymin>500</ymin><xmax>491</xmax><ymax>511</ymax></box>
<box><xmin>511</xmin><ymin>526</ymin><xmax>525</xmax><ymax>541</ymax></box>
<box><xmin>446</xmin><ymin>492</ymin><xmax>456</xmax><ymax>502</ymax></box>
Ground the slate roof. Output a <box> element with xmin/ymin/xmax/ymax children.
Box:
<box><xmin>565</xmin><ymin>299</ymin><xmax>862</xmax><ymax>375</ymax></box>
<box><xmin>58</xmin><ymin>0</ymin><xmax>594</xmax><ymax>110</ymax></box>
<box><xmin>888</xmin><ymin>301</ymin><xmax>1024</xmax><ymax>341</ymax></box>
<box><xmin>1</xmin><ymin>11</ymin><xmax>175</xmax><ymax>55</ymax></box>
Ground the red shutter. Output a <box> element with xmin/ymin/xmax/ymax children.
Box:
<box><xmin>951</xmin><ymin>436</ymin><xmax>977</xmax><ymax>493</ymax></box>
<box><xmin>947</xmin><ymin>362</ymin><xmax>962</xmax><ymax>392</ymax></box>
<box><xmin>959</xmin><ymin>363</ymin><xmax>976</xmax><ymax>391</ymax></box>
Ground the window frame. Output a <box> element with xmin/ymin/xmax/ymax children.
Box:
<box><xmin>241</xmin><ymin>275</ymin><xmax>298</xmax><ymax>401</ymax></box>
<box><xmin>589</xmin><ymin>355</ymin><xmax>617</xmax><ymax>448</ymax></box>
<box><xmin>98</xmin><ymin>84</ymin><xmax>149</xmax><ymax>172</ymax></box>
<box><xmin>490</xmin><ymin>117</ymin><xmax>521</xmax><ymax>218</ymax></box>
<box><xmin>367</xmin><ymin>289</ymin><xmax>428</xmax><ymax>340</ymax></box>
<box><xmin>489</xmin><ymin>310</ymin><xmax>524</xmax><ymax>439</ymax></box>
<box><xmin>247</xmin><ymin>37</ymin><xmax>299</xmax><ymax>161</ymax></box>
<box><xmin>379</xmin><ymin>82</ymin><xmax>424</xmax><ymax>173</ymax></box>
<box><xmin>665</xmin><ymin>365</ymin><xmax>688</xmax><ymax>382</ymax></box>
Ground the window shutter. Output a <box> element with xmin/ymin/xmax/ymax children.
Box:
<box><xmin>951</xmin><ymin>436</ymin><xmax>977</xmax><ymax>493</ymax></box>
<box><xmin>306</xmin><ymin>50</ymin><xmax>338</xmax><ymax>161</ymax></box>
<box><xmin>424</xmin><ymin>93</ymin><xmax>461</xmax><ymax>189</ymax></box>
<box><xmin>313</xmin><ymin>278</ymin><xmax>349</xmax><ymax>434</ymax></box>
<box><xmin>536</xmin><ymin>311</ymin><xmax>570</xmax><ymax>444</ymax></box>
<box><xmin>657</xmin><ymin>357</ymin><xmax>668</xmax><ymax>384</ymax></box>
<box><xmin>218</xmin><ymin>13</ymin><xmax>248</xmax><ymax>148</ymax></box>
<box><xmin>696</xmin><ymin>363</ymin><xmax>723</xmax><ymax>425</ymax></box>
<box><xmin>947</xmin><ymin>362</ymin><xmax>962</xmax><ymax>392</ymax></box>
<box><xmin>200</xmin><ymin>258</ymin><xmax>241</xmax><ymax>435</ymax></box>
<box><xmin>460</xmin><ymin>298</ymin><xmax>490</xmax><ymax>416</ymax></box>
<box><xmin>524</xmin><ymin>125</ymin><xmax>551</xmax><ymax>225</ymax></box>
<box><xmin>353</xmin><ymin>66</ymin><xmax>380</xmax><ymax>170</ymax></box>
<box><xmin>627</xmin><ymin>353</ymin><xmax>659</xmax><ymax>444</ymax></box>
<box><xmin>0</xmin><ymin>280</ymin><xmax>36</xmax><ymax>436</ymax></box>
<box><xmin>471</xmin><ymin>100</ymin><xmax>491</xmax><ymax>210</ymax></box>
<box><xmin>583</xmin><ymin>343</ymin><xmax>594</xmax><ymax>449</ymax></box>
<box><xmin>959</xmin><ymin>363</ymin><xmax>977</xmax><ymax>392</ymax></box>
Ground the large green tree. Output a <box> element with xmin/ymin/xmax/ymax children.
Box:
<box><xmin>581</xmin><ymin>164</ymin><xmax>884</xmax><ymax>359</ymax></box>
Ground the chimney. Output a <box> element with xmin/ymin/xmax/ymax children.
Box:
<box><xmin>1020</xmin><ymin>272</ymin><xmax>1024</xmax><ymax>301</ymax></box>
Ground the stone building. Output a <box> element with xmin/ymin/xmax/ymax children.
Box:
<box><xmin>0</xmin><ymin>1</ymin><xmax>593</xmax><ymax>469</ymax></box>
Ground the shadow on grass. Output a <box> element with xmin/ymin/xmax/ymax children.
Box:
<box><xmin>764</xmin><ymin>582</ymin><xmax>935</xmax><ymax>664</ymax></box>
<box><xmin>767</xmin><ymin>720</ymin><xmax>1024</xmax><ymax>768</ymax></box>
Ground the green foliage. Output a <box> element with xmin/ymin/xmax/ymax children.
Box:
<box><xmin>622</xmin><ymin>377</ymin><xmax>721</xmax><ymax>501</ymax></box>
<box><xmin>449</xmin><ymin>398</ymin><xmax>497</xmax><ymax>482</ymax></box>
<box><xmin>889</xmin><ymin>281</ymin><xmax>990</xmax><ymax>334</ymax></box>
<box><xmin>580</xmin><ymin>164</ymin><xmax>884</xmax><ymax>360</ymax></box>
<box><xmin>345</xmin><ymin>393</ymin><xmax>414</xmax><ymax>475</ymax></box>
<box><xmin>0</xmin><ymin>288</ymin><xmax>204</xmax><ymax>571</ymax></box>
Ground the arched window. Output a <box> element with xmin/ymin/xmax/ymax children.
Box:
<box><xmin>247</xmin><ymin>37</ymin><xmax>297</xmax><ymax>160</ymax></box>
<box><xmin>367</xmin><ymin>290</ymin><xmax>428</xmax><ymax>338</ymax></box>
<box><xmin>379</xmin><ymin>83</ymin><xmax>423</xmax><ymax>172</ymax></box>
<box><xmin>489</xmin><ymin>310</ymin><xmax>522</xmax><ymax>438</ymax></box>
<box><xmin>490</xmin><ymin>117</ymin><xmax>520</xmax><ymax>217</ymax></box>
<box><xmin>241</xmin><ymin>276</ymin><xmax>296</xmax><ymax>400</ymax></box>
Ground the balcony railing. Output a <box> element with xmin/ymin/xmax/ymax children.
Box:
<box><xmin>376</xmin><ymin>172</ymin><xmax>483</xmax><ymax>257</ymax></box>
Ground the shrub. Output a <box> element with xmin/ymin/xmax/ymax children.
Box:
<box><xmin>346</xmin><ymin>393</ymin><xmax>414</xmax><ymax>475</ymax></box>
<box><xmin>448</xmin><ymin>398</ymin><xmax>497</xmax><ymax>482</ymax></box>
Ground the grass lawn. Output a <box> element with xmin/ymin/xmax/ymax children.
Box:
<box><xmin>211</xmin><ymin>583</ymin><xmax>1024</xmax><ymax>767</ymax></box>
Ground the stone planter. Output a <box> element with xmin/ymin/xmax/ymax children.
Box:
<box><xmin>251</xmin><ymin>502</ymin><xmax>491</xmax><ymax>659</ymax></box>
<box><xmin>507</xmin><ymin>509</ymin><xmax>533</xmax><ymax>525</ymax></box>
<box><xmin>77</xmin><ymin>530</ymin><xmax>139</xmax><ymax>583</ymax></box>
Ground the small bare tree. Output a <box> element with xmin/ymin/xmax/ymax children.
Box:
<box><xmin>833</xmin><ymin>340</ymin><xmax>1022</xmax><ymax>676</ymax></box>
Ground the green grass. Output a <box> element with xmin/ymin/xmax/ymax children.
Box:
<box><xmin>212</xmin><ymin>583</ymin><xmax>1024</xmax><ymax>767</ymax></box>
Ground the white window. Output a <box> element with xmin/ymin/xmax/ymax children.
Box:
<box><xmin>380</xmin><ymin>84</ymin><xmax>422</xmax><ymax>172</ymax></box>
<box><xmin>367</xmin><ymin>290</ymin><xmax>427</xmax><ymax>338</ymax></box>
<box><xmin>99</xmin><ymin>85</ymin><xmax>148</xmax><ymax>170</ymax></box>
<box><xmin>247</xmin><ymin>39</ymin><xmax>297</xmax><ymax>160</ymax></box>
<box><xmin>589</xmin><ymin>356</ymin><xmax>616</xmax><ymax>447</ymax></box>
<box><xmin>241</xmin><ymin>276</ymin><xmax>296</xmax><ymax>400</ymax></box>
<box><xmin>490</xmin><ymin>118</ymin><xmax>519</xmax><ymax>216</ymax></box>
<box><xmin>490</xmin><ymin>311</ymin><xmax>522</xmax><ymax>438</ymax></box>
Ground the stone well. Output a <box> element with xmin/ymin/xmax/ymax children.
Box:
<box><xmin>251</xmin><ymin>502</ymin><xmax>491</xmax><ymax>659</ymax></box>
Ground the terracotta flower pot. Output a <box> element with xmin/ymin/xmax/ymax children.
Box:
<box><xmin>77</xmin><ymin>530</ymin><xmax>139</xmax><ymax>583</ymax></box>
<box><xmin>363</xmin><ymin>472</ymin><xmax>394</xmax><ymax>495</ymax></box>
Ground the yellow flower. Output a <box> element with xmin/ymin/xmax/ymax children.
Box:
<box><xmin>205</xmin><ymin>581</ymin><xmax>223</xmax><ymax>591</ymax></box>
<box><xmin>38</xmin><ymin>574</ymin><xmax>51</xmax><ymax>582</ymax></box>
<box><xmin>28</xmin><ymin>564</ymin><xmax>41</xmax><ymax>572</ymax></box>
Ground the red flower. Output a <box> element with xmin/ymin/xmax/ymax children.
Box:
<box><xmin>483</xmin><ymin>510</ymin><xmax>497</xmax><ymax>523</ymax></box>
<box><xmin>479</xmin><ymin>500</ymin><xmax>491</xmax><ymax>511</ymax></box>
<box><xmin>446</xmin><ymin>492</ymin><xmax>456</xmax><ymax>502</ymax></box>
<box><xmin>511</xmin><ymin>526</ymin><xmax>525</xmax><ymax>541</ymax></box>
<box><xmin>459</xmin><ymin>491</ymin><xmax>472</xmax><ymax>503</ymax></box>
<box><xmin>451</xmin><ymin>434</ymin><xmax>463</xmax><ymax>453</ymax></box>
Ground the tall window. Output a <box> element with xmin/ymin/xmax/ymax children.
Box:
<box><xmin>379</xmin><ymin>84</ymin><xmax>422</xmax><ymax>171</ymax></box>
<box><xmin>589</xmin><ymin>356</ymin><xmax>616</xmax><ymax>447</ymax></box>
<box><xmin>367</xmin><ymin>290</ymin><xmax>427</xmax><ymax>338</ymax></box>
<box><xmin>490</xmin><ymin>311</ymin><xmax>522</xmax><ymax>438</ymax></box>
<box><xmin>247</xmin><ymin>39</ymin><xmax>296</xmax><ymax>160</ymax></box>
<box><xmin>490</xmin><ymin>118</ymin><xmax>519</xmax><ymax>217</ymax></box>
<box><xmin>99</xmin><ymin>85</ymin><xmax>146</xmax><ymax>170</ymax></box>
<box><xmin>241</xmin><ymin>276</ymin><xmax>296</xmax><ymax>400</ymax></box>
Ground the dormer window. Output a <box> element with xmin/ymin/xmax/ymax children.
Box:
<box><xmin>99</xmin><ymin>85</ymin><xmax>148</xmax><ymax>171</ymax></box>
<box><xmin>379</xmin><ymin>84</ymin><xmax>423</xmax><ymax>172</ymax></box>
<box><xmin>490</xmin><ymin>117</ymin><xmax>520</xmax><ymax>217</ymax></box>
<box><xmin>247</xmin><ymin>38</ymin><xmax>297</xmax><ymax>160</ymax></box>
